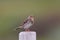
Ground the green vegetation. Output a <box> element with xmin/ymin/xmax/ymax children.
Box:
<box><xmin>0</xmin><ymin>0</ymin><xmax>60</xmax><ymax>40</ymax></box>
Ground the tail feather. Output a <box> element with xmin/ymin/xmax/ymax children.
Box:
<box><xmin>16</xmin><ymin>26</ymin><xmax>23</xmax><ymax>30</ymax></box>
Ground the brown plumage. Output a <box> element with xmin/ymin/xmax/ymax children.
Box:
<box><xmin>16</xmin><ymin>16</ymin><xmax>34</xmax><ymax>31</ymax></box>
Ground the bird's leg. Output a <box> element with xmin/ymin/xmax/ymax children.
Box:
<box><xmin>27</xmin><ymin>29</ymin><xmax>30</xmax><ymax>31</ymax></box>
<box><xmin>25</xmin><ymin>29</ymin><xmax>30</xmax><ymax>31</ymax></box>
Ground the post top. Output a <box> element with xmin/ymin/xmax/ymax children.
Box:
<box><xmin>20</xmin><ymin>31</ymin><xmax>35</xmax><ymax>33</ymax></box>
<box><xmin>19</xmin><ymin>31</ymin><xmax>36</xmax><ymax>35</ymax></box>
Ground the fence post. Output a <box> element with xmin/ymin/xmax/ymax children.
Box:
<box><xmin>19</xmin><ymin>31</ymin><xmax>36</xmax><ymax>40</ymax></box>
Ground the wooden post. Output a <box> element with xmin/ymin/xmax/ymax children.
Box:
<box><xmin>19</xmin><ymin>31</ymin><xmax>36</xmax><ymax>40</ymax></box>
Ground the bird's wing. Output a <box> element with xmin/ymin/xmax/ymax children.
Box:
<box><xmin>23</xmin><ymin>19</ymin><xmax>29</xmax><ymax>25</ymax></box>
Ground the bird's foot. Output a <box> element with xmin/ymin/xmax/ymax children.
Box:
<box><xmin>25</xmin><ymin>29</ymin><xmax>30</xmax><ymax>32</ymax></box>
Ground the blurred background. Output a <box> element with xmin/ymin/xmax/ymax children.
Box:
<box><xmin>0</xmin><ymin>0</ymin><xmax>60</xmax><ymax>40</ymax></box>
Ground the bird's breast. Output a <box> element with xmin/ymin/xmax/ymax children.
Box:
<box><xmin>23</xmin><ymin>22</ymin><xmax>33</xmax><ymax>29</ymax></box>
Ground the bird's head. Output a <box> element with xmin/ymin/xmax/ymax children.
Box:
<box><xmin>28</xmin><ymin>15</ymin><xmax>34</xmax><ymax>21</ymax></box>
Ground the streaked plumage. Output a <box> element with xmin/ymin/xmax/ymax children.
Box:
<box><xmin>16</xmin><ymin>16</ymin><xmax>34</xmax><ymax>31</ymax></box>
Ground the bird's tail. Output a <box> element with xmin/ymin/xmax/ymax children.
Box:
<box><xmin>16</xmin><ymin>26</ymin><xmax>23</xmax><ymax>30</ymax></box>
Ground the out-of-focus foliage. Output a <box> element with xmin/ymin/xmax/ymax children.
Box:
<box><xmin>0</xmin><ymin>0</ymin><xmax>60</xmax><ymax>40</ymax></box>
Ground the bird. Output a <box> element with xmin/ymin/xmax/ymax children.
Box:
<box><xmin>16</xmin><ymin>16</ymin><xmax>34</xmax><ymax>31</ymax></box>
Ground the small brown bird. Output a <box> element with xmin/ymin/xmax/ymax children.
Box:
<box><xmin>16</xmin><ymin>16</ymin><xmax>34</xmax><ymax>31</ymax></box>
